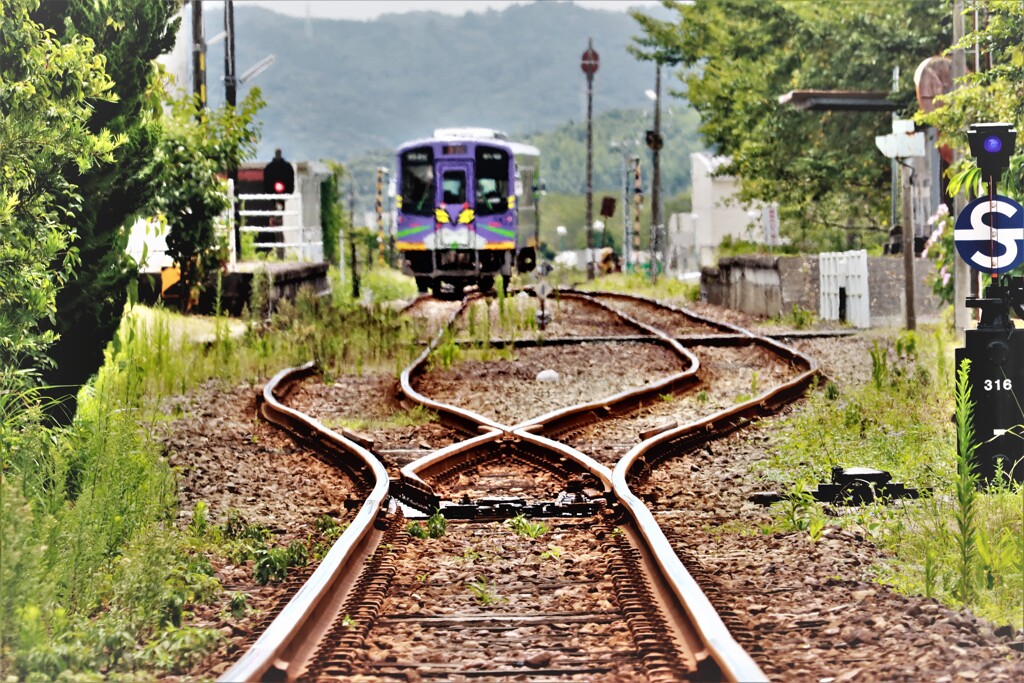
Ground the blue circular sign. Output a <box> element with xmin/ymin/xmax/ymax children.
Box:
<box><xmin>954</xmin><ymin>195</ymin><xmax>1024</xmax><ymax>274</ymax></box>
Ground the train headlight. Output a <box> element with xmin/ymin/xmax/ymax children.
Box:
<box><xmin>457</xmin><ymin>204</ymin><xmax>475</xmax><ymax>224</ymax></box>
<box><xmin>434</xmin><ymin>206</ymin><xmax>451</xmax><ymax>224</ymax></box>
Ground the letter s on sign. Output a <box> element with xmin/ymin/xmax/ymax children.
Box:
<box><xmin>953</xmin><ymin>195</ymin><xmax>1024</xmax><ymax>274</ymax></box>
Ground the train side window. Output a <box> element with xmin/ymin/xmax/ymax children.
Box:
<box><xmin>476</xmin><ymin>178</ymin><xmax>506</xmax><ymax>214</ymax></box>
<box><xmin>442</xmin><ymin>171</ymin><xmax>466</xmax><ymax>204</ymax></box>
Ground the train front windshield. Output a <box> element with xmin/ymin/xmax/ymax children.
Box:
<box><xmin>401</xmin><ymin>147</ymin><xmax>434</xmax><ymax>216</ymax></box>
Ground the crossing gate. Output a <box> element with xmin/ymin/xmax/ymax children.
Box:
<box><xmin>819</xmin><ymin>250</ymin><xmax>870</xmax><ymax>328</ymax></box>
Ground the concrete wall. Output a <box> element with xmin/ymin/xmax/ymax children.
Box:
<box><xmin>702</xmin><ymin>255</ymin><xmax>944</xmax><ymax>326</ymax></box>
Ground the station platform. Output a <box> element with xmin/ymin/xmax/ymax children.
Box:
<box><xmin>138</xmin><ymin>261</ymin><xmax>331</xmax><ymax>316</ymax></box>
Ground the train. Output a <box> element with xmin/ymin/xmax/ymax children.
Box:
<box><xmin>394</xmin><ymin>128</ymin><xmax>539</xmax><ymax>297</ymax></box>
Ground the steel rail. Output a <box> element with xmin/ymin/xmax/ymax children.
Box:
<box><xmin>512</xmin><ymin>292</ymin><xmax>700</xmax><ymax>437</ymax></box>
<box><xmin>218</xmin><ymin>363</ymin><xmax>390</xmax><ymax>683</ymax></box>
<box><xmin>398</xmin><ymin>296</ymin><xmax>509</xmax><ymax>435</ymax></box>
<box><xmin>606</xmin><ymin>302</ymin><xmax>820</xmax><ymax>683</ymax></box>
<box><xmin>224</xmin><ymin>291</ymin><xmax>819</xmax><ymax>682</ymax></box>
<box><xmin>393</xmin><ymin>290</ymin><xmax>791</xmax><ymax>679</ymax></box>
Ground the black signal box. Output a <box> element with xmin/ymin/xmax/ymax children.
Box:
<box><xmin>967</xmin><ymin>122</ymin><xmax>1017</xmax><ymax>183</ymax></box>
<box><xmin>955</xmin><ymin>277</ymin><xmax>1024</xmax><ymax>485</ymax></box>
<box><xmin>600</xmin><ymin>196</ymin><xmax>616</xmax><ymax>218</ymax></box>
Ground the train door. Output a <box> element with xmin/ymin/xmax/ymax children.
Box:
<box><xmin>435</xmin><ymin>160</ymin><xmax>473</xmax><ymax>249</ymax></box>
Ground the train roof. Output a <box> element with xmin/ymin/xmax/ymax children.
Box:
<box><xmin>398</xmin><ymin>127</ymin><xmax>539</xmax><ymax>159</ymax></box>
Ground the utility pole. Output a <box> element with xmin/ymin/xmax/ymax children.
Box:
<box><xmin>952</xmin><ymin>0</ymin><xmax>971</xmax><ymax>335</ymax></box>
<box><xmin>622</xmin><ymin>155</ymin><xmax>634</xmax><ymax>269</ymax></box>
<box><xmin>190</xmin><ymin>1</ymin><xmax>206</xmax><ymax>112</ymax></box>
<box><xmin>632</xmin><ymin>157</ymin><xmax>643</xmax><ymax>273</ymax></box>
<box><xmin>349</xmin><ymin>179</ymin><xmax>359</xmax><ymax>298</ymax></box>
<box><xmin>224</xmin><ymin>0</ymin><xmax>236</xmax><ymax>108</ymax></box>
<box><xmin>376</xmin><ymin>167</ymin><xmax>386</xmax><ymax>266</ymax></box>
<box><xmin>581</xmin><ymin>38</ymin><xmax>600</xmax><ymax>281</ymax></box>
<box><xmin>901</xmin><ymin>160</ymin><xmax>916</xmax><ymax>330</ymax></box>
<box><xmin>223</xmin><ymin>0</ymin><xmax>241</xmax><ymax>260</ymax></box>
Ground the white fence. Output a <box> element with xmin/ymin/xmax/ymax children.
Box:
<box><xmin>819</xmin><ymin>250</ymin><xmax>870</xmax><ymax>328</ymax></box>
<box><xmin>227</xmin><ymin>180</ymin><xmax>323</xmax><ymax>265</ymax></box>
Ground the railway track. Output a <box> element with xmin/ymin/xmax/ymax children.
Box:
<box><xmin>220</xmin><ymin>290</ymin><xmax>818</xmax><ymax>682</ymax></box>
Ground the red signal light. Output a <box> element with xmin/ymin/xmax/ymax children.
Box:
<box><xmin>273</xmin><ymin>181</ymin><xmax>286</xmax><ymax>193</ymax></box>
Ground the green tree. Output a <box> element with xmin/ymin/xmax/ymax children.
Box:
<box><xmin>153</xmin><ymin>89</ymin><xmax>265</xmax><ymax>307</ymax></box>
<box><xmin>32</xmin><ymin>0</ymin><xmax>179</xmax><ymax>420</ymax></box>
<box><xmin>919</xmin><ymin>1</ymin><xmax>1024</xmax><ymax>197</ymax></box>
<box><xmin>916</xmin><ymin>0</ymin><xmax>1024</xmax><ymax>288</ymax></box>
<box><xmin>631</xmin><ymin>0</ymin><xmax>948</xmax><ymax>252</ymax></box>
<box><xmin>0</xmin><ymin>0</ymin><xmax>122</xmax><ymax>389</ymax></box>
<box><xmin>320</xmin><ymin>161</ymin><xmax>348</xmax><ymax>265</ymax></box>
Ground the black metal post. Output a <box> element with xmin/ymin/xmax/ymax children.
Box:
<box><xmin>349</xmin><ymin>179</ymin><xmax>359</xmax><ymax>298</ymax></box>
<box><xmin>224</xmin><ymin>0</ymin><xmax>241</xmax><ymax>260</ymax></box>
<box><xmin>650</xmin><ymin>62</ymin><xmax>662</xmax><ymax>283</ymax></box>
<box><xmin>581</xmin><ymin>38</ymin><xmax>599</xmax><ymax>281</ymax></box>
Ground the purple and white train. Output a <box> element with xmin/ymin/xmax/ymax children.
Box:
<box><xmin>395</xmin><ymin>128</ymin><xmax>540</xmax><ymax>297</ymax></box>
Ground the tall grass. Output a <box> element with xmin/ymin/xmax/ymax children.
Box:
<box><xmin>577</xmin><ymin>271</ymin><xmax>701</xmax><ymax>303</ymax></box>
<box><xmin>761</xmin><ymin>328</ymin><xmax>1024</xmax><ymax>629</ymax></box>
<box><xmin>1</xmin><ymin>267</ymin><xmax>424</xmax><ymax>678</ymax></box>
<box><xmin>952</xmin><ymin>358</ymin><xmax>979</xmax><ymax>606</ymax></box>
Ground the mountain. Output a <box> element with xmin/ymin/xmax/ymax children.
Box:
<box><xmin>204</xmin><ymin>2</ymin><xmax>681</xmax><ymax>163</ymax></box>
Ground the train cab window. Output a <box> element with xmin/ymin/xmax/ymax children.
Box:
<box><xmin>475</xmin><ymin>146</ymin><xmax>509</xmax><ymax>215</ymax></box>
<box><xmin>401</xmin><ymin>147</ymin><xmax>434</xmax><ymax>216</ymax></box>
<box><xmin>442</xmin><ymin>171</ymin><xmax>466</xmax><ymax>204</ymax></box>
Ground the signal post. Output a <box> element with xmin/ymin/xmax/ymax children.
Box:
<box><xmin>954</xmin><ymin>123</ymin><xmax>1024</xmax><ymax>485</ymax></box>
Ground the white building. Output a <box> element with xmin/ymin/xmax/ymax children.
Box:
<box><xmin>666</xmin><ymin>153</ymin><xmax>770</xmax><ymax>274</ymax></box>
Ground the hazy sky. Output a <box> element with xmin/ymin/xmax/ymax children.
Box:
<box><xmin>235</xmin><ymin>0</ymin><xmax>663</xmax><ymax>21</ymax></box>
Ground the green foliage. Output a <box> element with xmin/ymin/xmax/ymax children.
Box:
<box><xmin>0</xmin><ymin>0</ymin><xmax>121</xmax><ymax>388</ymax></box>
<box><xmin>921</xmin><ymin>204</ymin><xmax>956</xmax><ymax>306</ymax></box>
<box><xmin>917</xmin><ymin>1</ymin><xmax>1024</xmax><ymax>284</ymax></box>
<box><xmin>577</xmin><ymin>271</ymin><xmax>700</xmax><ymax>303</ymax></box>
<box><xmin>34</xmin><ymin>0</ymin><xmax>181</xmax><ymax>422</ymax></box>
<box><xmin>253</xmin><ymin>542</ymin><xmax>306</xmax><ymax>585</ymax></box>
<box><xmin>632</xmin><ymin>0</ymin><xmax>948</xmax><ymax>251</ymax></box>
<box><xmin>506</xmin><ymin>514</ymin><xmax>548</xmax><ymax>539</ymax></box>
<box><xmin>952</xmin><ymin>359</ymin><xmax>980</xmax><ymax>606</ymax></box>
<box><xmin>1</xmin><ymin>277</ymin><xmax>429</xmax><ymax>677</ymax></box>
<box><xmin>777</xmin><ymin>304</ymin><xmax>815</xmax><ymax>330</ymax></box>
<box><xmin>320</xmin><ymin>162</ymin><xmax>347</xmax><ymax>265</ymax></box>
<box><xmin>917</xmin><ymin>1</ymin><xmax>1024</xmax><ymax>198</ymax></box>
<box><xmin>407</xmin><ymin>510</ymin><xmax>447</xmax><ymax>539</ymax></box>
<box><xmin>466</xmin><ymin>576</ymin><xmax>502</xmax><ymax>606</ymax></box>
<box><xmin>761</xmin><ymin>330</ymin><xmax>1024</xmax><ymax>628</ymax></box>
<box><xmin>540</xmin><ymin>544</ymin><xmax>564</xmax><ymax>562</ymax></box>
<box><xmin>360</xmin><ymin>266</ymin><xmax>418</xmax><ymax>303</ymax></box>
<box><xmin>153</xmin><ymin>87</ymin><xmax>265</xmax><ymax>309</ymax></box>
<box><xmin>431</xmin><ymin>328</ymin><xmax>462</xmax><ymax>371</ymax></box>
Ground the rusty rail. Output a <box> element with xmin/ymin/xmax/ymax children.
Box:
<box><xmin>218</xmin><ymin>363</ymin><xmax>390</xmax><ymax>683</ymax></box>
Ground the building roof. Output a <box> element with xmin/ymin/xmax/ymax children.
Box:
<box><xmin>692</xmin><ymin>152</ymin><xmax>733</xmax><ymax>176</ymax></box>
<box><xmin>777</xmin><ymin>89</ymin><xmax>898</xmax><ymax>112</ymax></box>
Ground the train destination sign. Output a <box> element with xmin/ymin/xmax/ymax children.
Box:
<box><xmin>954</xmin><ymin>194</ymin><xmax>1024</xmax><ymax>274</ymax></box>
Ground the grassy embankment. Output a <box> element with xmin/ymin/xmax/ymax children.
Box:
<box><xmin>759</xmin><ymin>324</ymin><xmax>1023</xmax><ymax>630</ymax></box>
<box><xmin>0</xmin><ymin>268</ymin><xmax>420</xmax><ymax>680</ymax></box>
